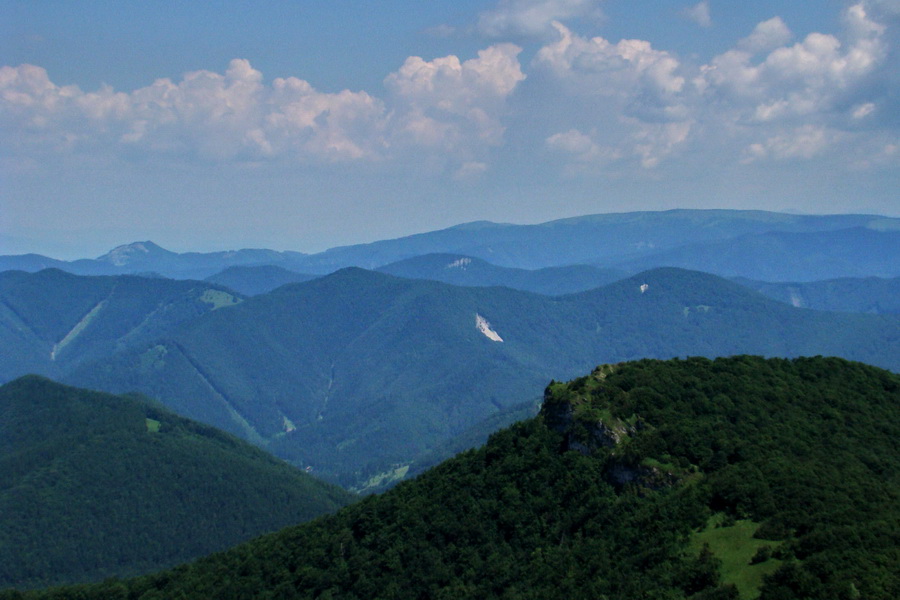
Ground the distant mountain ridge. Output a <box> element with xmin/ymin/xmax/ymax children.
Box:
<box><xmin>376</xmin><ymin>253</ymin><xmax>627</xmax><ymax>295</ymax></box>
<box><xmin>204</xmin><ymin>265</ymin><xmax>317</xmax><ymax>296</ymax></box>
<box><xmin>735</xmin><ymin>276</ymin><xmax>900</xmax><ymax>314</ymax></box>
<box><xmin>0</xmin><ymin>241</ymin><xmax>310</xmax><ymax>280</ymax></box>
<box><xmin>4</xmin><ymin>209</ymin><xmax>899</xmax><ymax>281</ymax></box>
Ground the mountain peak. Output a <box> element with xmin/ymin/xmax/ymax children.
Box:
<box><xmin>97</xmin><ymin>241</ymin><xmax>172</xmax><ymax>266</ymax></box>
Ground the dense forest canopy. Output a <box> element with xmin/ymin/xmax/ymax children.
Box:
<box><xmin>0</xmin><ymin>376</ymin><xmax>354</xmax><ymax>589</ymax></box>
<box><xmin>10</xmin><ymin>356</ymin><xmax>897</xmax><ymax>599</ymax></box>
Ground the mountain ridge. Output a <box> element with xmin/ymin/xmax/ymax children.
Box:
<box><xmin>4</xmin><ymin>209</ymin><xmax>899</xmax><ymax>280</ymax></box>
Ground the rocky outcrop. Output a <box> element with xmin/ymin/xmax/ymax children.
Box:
<box><xmin>541</xmin><ymin>383</ymin><xmax>677</xmax><ymax>492</ymax></box>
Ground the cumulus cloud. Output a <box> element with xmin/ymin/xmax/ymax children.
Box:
<box><xmin>534</xmin><ymin>21</ymin><xmax>693</xmax><ymax>166</ymax></box>
<box><xmin>384</xmin><ymin>43</ymin><xmax>525</xmax><ymax>151</ymax></box>
<box><xmin>546</xmin><ymin>128</ymin><xmax>621</xmax><ymax>169</ymax></box>
<box><xmin>693</xmin><ymin>3</ymin><xmax>891</xmax><ymax>162</ymax></box>
<box><xmin>737</xmin><ymin>17</ymin><xmax>793</xmax><ymax>54</ymax></box>
<box><xmin>0</xmin><ymin>59</ymin><xmax>386</xmax><ymax>161</ymax></box>
<box><xmin>743</xmin><ymin>125</ymin><xmax>835</xmax><ymax>161</ymax></box>
<box><xmin>477</xmin><ymin>0</ymin><xmax>604</xmax><ymax>38</ymax></box>
<box><xmin>683</xmin><ymin>2</ymin><xmax>712</xmax><ymax>28</ymax></box>
<box><xmin>535</xmin><ymin>22</ymin><xmax>686</xmax><ymax>100</ymax></box>
<box><xmin>2</xmin><ymin>1</ymin><xmax>896</xmax><ymax>179</ymax></box>
<box><xmin>533</xmin><ymin>2</ymin><xmax>896</xmax><ymax>172</ymax></box>
<box><xmin>1</xmin><ymin>48</ymin><xmax>525</xmax><ymax>166</ymax></box>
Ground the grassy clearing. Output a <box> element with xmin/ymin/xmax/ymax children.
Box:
<box><xmin>689</xmin><ymin>515</ymin><xmax>783</xmax><ymax>599</ymax></box>
<box><xmin>199</xmin><ymin>289</ymin><xmax>241</xmax><ymax>309</ymax></box>
<box><xmin>145</xmin><ymin>418</ymin><xmax>161</xmax><ymax>433</ymax></box>
<box><xmin>354</xmin><ymin>465</ymin><xmax>410</xmax><ymax>494</ymax></box>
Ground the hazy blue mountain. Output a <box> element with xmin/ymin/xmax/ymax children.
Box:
<box><xmin>0</xmin><ymin>241</ymin><xmax>310</xmax><ymax>280</ymax></box>
<box><xmin>377</xmin><ymin>253</ymin><xmax>626</xmax><ymax>295</ymax></box>
<box><xmin>297</xmin><ymin>209</ymin><xmax>898</xmax><ymax>272</ymax></box>
<box><xmin>0</xmin><ymin>375</ymin><xmax>355</xmax><ymax>589</ymax></box>
<box><xmin>733</xmin><ymin>275</ymin><xmax>900</xmax><ymax>314</ymax></box>
<box><xmin>23</xmin><ymin>356</ymin><xmax>900</xmax><ymax>600</ymax></box>
<box><xmin>205</xmin><ymin>265</ymin><xmax>317</xmax><ymax>296</ymax></box>
<box><xmin>63</xmin><ymin>267</ymin><xmax>900</xmax><ymax>488</ymax></box>
<box><xmin>4</xmin><ymin>210</ymin><xmax>898</xmax><ymax>280</ymax></box>
<box><xmin>0</xmin><ymin>269</ymin><xmax>243</xmax><ymax>382</ymax></box>
<box><xmin>618</xmin><ymin>227</ymin><xmax>900</xmax><ymax>281</ymax></box>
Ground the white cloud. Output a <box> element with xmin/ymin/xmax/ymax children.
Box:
<box><xmin>632</xmin><ymin>121</ymin><xmax>693</xmax><ymax>167</ymax></box>
<box><xmin>453</xmin><ymin>161</ymin><xmax>489</xmax><ymax>179</ymax></box>
<box><xmin>852</xmin><ymin>102</ymin><xmax>876</xmax><ymax>119</ymax></box>
<box><xmin>743</xmin><ymin>125</ymin><xmax>834</xmax><ymax>161</ymax></box>
<box><xmin>1</xmin><ymin>47</ymin><xmax>525</xmax><ymax>167</ymax></box>
<box><xmin>546</xmin><ymin>128</ymin><xmax>621</xmax><ymax>168</ymax></box>
<box><xmin>683</xmin><ymin>2</ymin><xmax>712</xmax><ymax>28</ymax></box>
<box><xmin>535</xmin><ymin>22</ymin><xmax>686</xmax><ymax>99</ymax></box>
<box><xmin>533</xmin><ymin>2</ymin><xmax>895</xmax><ymax>173</ymax></box>
<box><xmin>546</xmin><ymin>122</ymin><xmax>690</xmax><ymax>170</ymax></box>
<box><xmin>384</xmin><ymin>43</ymin><xmax>525</xmax><ymax>151</ymax></box>
<box><xmin>534</xmin><ymin>22</ymin><xmax>693</xmax><ymax>166</ymax></box>
<box><xmin>701</xmin><ymin>3</ymin><xmax>887</xmax><ymax>125</ymax></box>
<box><xmin>477</xmin><ymin>0</ymin><xmax>604</xmax><ymax>38</ymax></box>
<box><xmin>737</xmin><ymin>17</ymin><xmax>793</xmax><ymax>54</ymax></box>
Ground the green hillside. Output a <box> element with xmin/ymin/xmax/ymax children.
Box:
<box><xmin>0</xmin><ymin>269</ymin><xmax>244</xmax><ymax>382</ymax></box>
<box><xmin>64</xmin><ymin>267</ymin><xmax>900</xmax><ymax>488</ymax></box>
<box><xmin>17</xmin><ymin>356</ymin><xmax>899</xmax><ymax>599</ymax></box>
<box><xmin>0</xmin><ymin>376</ymin><xmax>355</xmax><ymax>589</ymax></box>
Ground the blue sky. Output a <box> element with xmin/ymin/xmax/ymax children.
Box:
<box><xmin>2</xmin><ymin>0</ymin><xmax>899</xmax><ymax>258</ymax></box>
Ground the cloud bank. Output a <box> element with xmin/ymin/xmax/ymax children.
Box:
<box><xmin>1</xmin><ymin>46</ymin><xmax>524</xmax><ymax>167</ymax></box>
<box><xmin>2</xmin><ymin>2</ymin><xmax>897</xmax><ymax>178</ymax></box>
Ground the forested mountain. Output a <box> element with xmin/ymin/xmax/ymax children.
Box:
<box><xmin>4</xmin><ymin>210</ymin><xmax>898</xmax><ymax>281</ymax></box>
<box><xmin>61</xmin><ymin>267</ymin><xmax>900</xmax><ymax>488</ymax></box>
<box><xmin>619</xmin><ymin>227</ymin><xmax>900</xmax><ymax>281</ymax></box>
<box><xmin>0</xmin><ymin>269</ymin><xmax>243</xmax><ymax>382</ymax></box>
<box><xmin>377</xmin><ymin>253</ymin><xmax>625</xmax><ymax>295</ymax></box>
<box><xmin>15</xmin><ymin>356</ymin><xmax>898</xmax><ymax>599</ymax></box>
<box><xmin>0</xmin><ymin>376</ymin><xmax>355</xmax><ymax>590</ymax></box>
<box><xmin>205</xmin><ymin>265</ymin><xmax>317</xmax><ymax>296</ymax></box>
<box><xmin>734</xmin><ymin>276</ymin><xmax>900</xmax><ymax>314</ymax></box>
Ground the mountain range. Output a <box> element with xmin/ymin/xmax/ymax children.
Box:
<box><xmin>4</xmin><ymin>265</ymin><xmax>897</xmax><ymax>488</ymax></box>
<box><xmin>3</xmin><ymin>210</ymin><xmax>899</xmax><ymax>281</ymax></box>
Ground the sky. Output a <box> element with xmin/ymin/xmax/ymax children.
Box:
<box><xmin>2</xmin><ymin>0</ymin><xmax>899</xmax><ymax>259</ymax></box>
